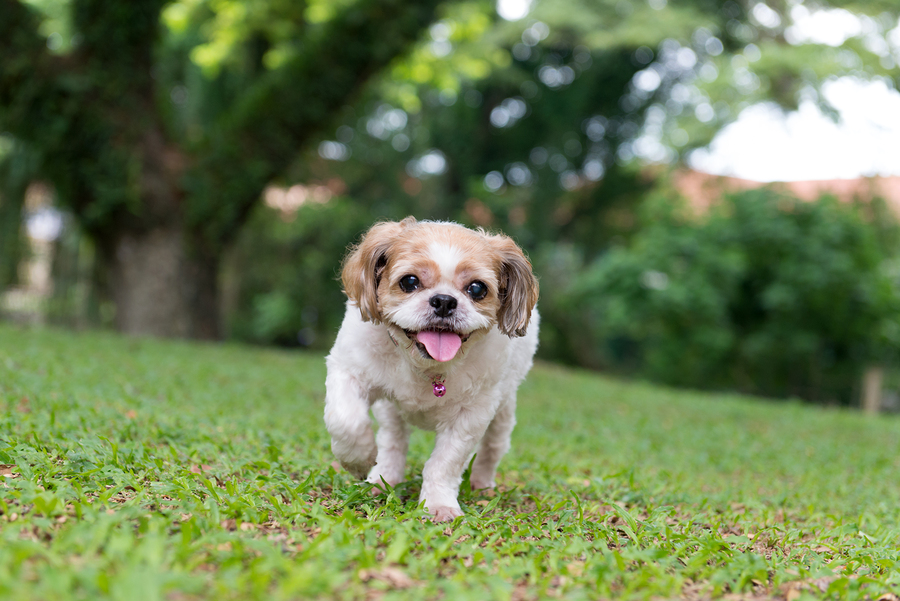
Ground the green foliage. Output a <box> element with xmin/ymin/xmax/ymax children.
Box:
<box><xmin>4</xmin><ymin>325</ymin><xmax>900</xmax><ymax>599</ymax></box>
<box><xmin>4</xmin><ymin>0</ymin><xmax>900</xmax><ymax>340</ymax></box>
<box><xmin>1</xmin><ymin>0</ymin><xmax>445</xmax><ymax>249</ymax></box>
<box><xmin>382</xmin><ymin>2</ymin><xmax>508</xmax><ymax>111</ymax></box>
<box><xmin>285</xmin><ymin>0</ymin><xmax>900</xmax><ymax>368</ymax></box>
<box><xmin>568</xmin><ymin>189</ymin><xmax>900</xmax><ymax>403</ymax></box>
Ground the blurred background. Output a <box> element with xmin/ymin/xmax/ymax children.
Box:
<box><xmin>2</xmin><ymin>0</ymin><xmax>900</xmax><ymax>410</ymax></box>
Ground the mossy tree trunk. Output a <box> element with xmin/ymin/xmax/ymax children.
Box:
<box><xmin>100</xmin><ymin>227</ymin><xmax>219</xmax><ymax>339</ymax></box>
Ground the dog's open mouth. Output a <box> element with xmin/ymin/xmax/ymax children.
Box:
<box><xmin>404</xmin><ymin>329</ymin><xmax>470</xmax><ymax>362</ymax></box>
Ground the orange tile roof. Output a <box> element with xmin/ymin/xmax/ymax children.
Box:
<box><xmin>673</xmin><ymin>170</ymin><xmax>900</xmax><ymax>216</ymax></box>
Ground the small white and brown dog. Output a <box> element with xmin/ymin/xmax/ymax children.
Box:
<box><xmin>324</xmin><ymin>217</ymin><xmax>539</xmax><ymax>522</ymax></box>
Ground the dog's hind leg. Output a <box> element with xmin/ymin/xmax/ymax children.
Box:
<box><xmin>470</xmin><ymin>395</ymin><xmax>516</xmax><ymax>491</ymax></box>
<box><xmin>324</xmin><ymin>368</ymin><xmax>376</xmax><ymax>479</ymax></box>
<box><xmin>367</xmin><ymin>399</ymin><xmax>409</xmax><ymax>490</ymax></box>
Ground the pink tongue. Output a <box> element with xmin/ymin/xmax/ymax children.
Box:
<box><xmin>416</xmin><ymin>331</ymin><xmax>462</xmax><ymax>362</ymax></box>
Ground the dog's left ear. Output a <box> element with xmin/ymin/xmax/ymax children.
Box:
<box><xmin>342</xmin><ymin>218</ymin><xmax>414</xmax><ymax>322</ymax></box>
<box><xmin>491</xmin><ymin>234</ymin><xmax>539</xmax><ymax>337</ymax></box>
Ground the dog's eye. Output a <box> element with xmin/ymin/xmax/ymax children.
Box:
<box><xmin>467</xmin><ymin>280</ymin><xmax>487</xmax><ymax>301</ymax></box>
<box><xmin>398</xmin><ymin>275</ymin><xmax>420</xmax><ymax>293</ymax></box>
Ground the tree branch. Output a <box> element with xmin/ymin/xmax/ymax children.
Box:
<box><xmin>187</xmin><ymin>0</ymin><xmax>446</xmax><ymax>242</ymax></box>
<box><xmin>235</xmin><ymin>0</ymin><xmax>444</xmax><ymax>149</ymax></box>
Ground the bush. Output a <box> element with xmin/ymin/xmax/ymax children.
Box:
<box><xmin>566</xmin><ymin>189</ymin><xmax>900</xmax><ymax>404</ymax></box>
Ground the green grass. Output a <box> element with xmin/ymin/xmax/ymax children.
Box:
<box><xmin>2</xmin><ymin>323</ymin><xmax>900</xmax><ymax>600</ymax></box>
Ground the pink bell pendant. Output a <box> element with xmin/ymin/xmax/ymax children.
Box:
<box><xmin>432</xmin><ymin>376</ymin><xmax>446</xmax><ymax>397</ymax></box>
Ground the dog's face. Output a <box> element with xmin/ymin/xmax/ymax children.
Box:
<box><xmin>341</xmin><ymin>217</ymin><xmax>538</xmax><ymax>363</ymax></box>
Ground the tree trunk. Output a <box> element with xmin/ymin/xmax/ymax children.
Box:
<box><xmin>106</xmin><ymin>227</ymin><xmax>220</xmax><ymax>339</ymax></box>
<box><xmin>862</xmin><ymin>365</ymin><xmax>884</xmax><ymax>415</ymax></box>
<box><xmin>98</xmin><ymin>126</ymin><xmax>220</xmax><ymax>340</ymax></box>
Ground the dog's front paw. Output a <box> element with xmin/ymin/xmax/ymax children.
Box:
<box><xmin>430</xmin><ymin>506</ymin><xmax>464</xmax><ymax>523</ymax></box>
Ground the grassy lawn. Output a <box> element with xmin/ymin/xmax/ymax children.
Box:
<box><xmin>2</xmin><ymin>324</ymin><xmax>900</xmax><ymax>600</ymax></box>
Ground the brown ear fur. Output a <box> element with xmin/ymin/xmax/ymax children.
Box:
<box><xmin>491</xmin><ymin>234</ymin><xmax>539</xmax><ymax>337</ymax></box>
<box><xmin>341</xmin><ymin>217</ymin><xmax>415</xmax><ymax>322</ymax></box>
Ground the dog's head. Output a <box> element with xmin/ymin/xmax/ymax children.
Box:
<box><xmin>341</xmin><ymin>217</ymin><xmax>539</xmax><ymax>362</ymax></box>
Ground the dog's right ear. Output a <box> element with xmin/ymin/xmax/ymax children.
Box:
<box><xmin>341</xmin><ymin>218</ymin><xmax>415</xmax><ymax>322</ymax></box>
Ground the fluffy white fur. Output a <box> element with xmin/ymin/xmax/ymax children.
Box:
<box><xmin>324</xmin><ymin>217</ymin><xmax>539</xmax><ymax>522</ymax></box>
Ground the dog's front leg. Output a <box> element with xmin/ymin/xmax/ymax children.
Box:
<box><xmin>366</xmin><ymin>399</ymin><xmax>409</xmax><ymax>490</ymax></box>
<box><xmin>420</xmin><ymin>411</ymin><xmax>491</xmax><ymax>522</ymax></box>
<box><xmin>324</xmin><ymin>368</ymin><xmax>376</xmax><ymax>479</ymax></box>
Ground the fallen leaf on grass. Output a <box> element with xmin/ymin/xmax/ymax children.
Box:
<box><xmin>358</xmin><ymin>567</ymin><xmax>414</xmax><ymax>589</ymax></box>
<box><xmin>781</xmin><ymin>575</ymin><xmax>844</xmax><ymax>600</ymax></box>
<box><xmin>511</xmin><ymin>581</ymin><xmax>532</xmax><ymax>601</ymax></box>
<box><xmin>189</xmin><ymin>465</ymin><xmax>212</xmax><ymax>474</ymax></box>
<box><xmin>566</xmin><ymin>561</ymin><xmax>585</xmax><ymax>577</ymax></box>
<box><xmin>0</xmin><ymin>464</ymin><xmax>17</xmax><ymax>477</ymax></box>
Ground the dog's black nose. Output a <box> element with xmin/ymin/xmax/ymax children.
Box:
<box><xmin>429</xmin><ymin>294</ymin><xmax>457</xmax><ymax>317</ymax></box>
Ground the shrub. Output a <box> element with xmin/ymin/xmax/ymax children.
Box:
<box><xmin>566</xmin><ymin>189</ymin><xmax>900</xmax><ymax>404</ymax></box>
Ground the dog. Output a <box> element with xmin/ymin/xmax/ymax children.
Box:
<box><xmin>324</xmin><ymin>217</ymin><xmax>539</xmax><ymax>522</ymax></box>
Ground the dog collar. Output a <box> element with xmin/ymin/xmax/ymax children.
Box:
<box><xmin>388</xmin><ymin>331</ymin><xmax>400</xmax><ymax>347</ymax></box>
